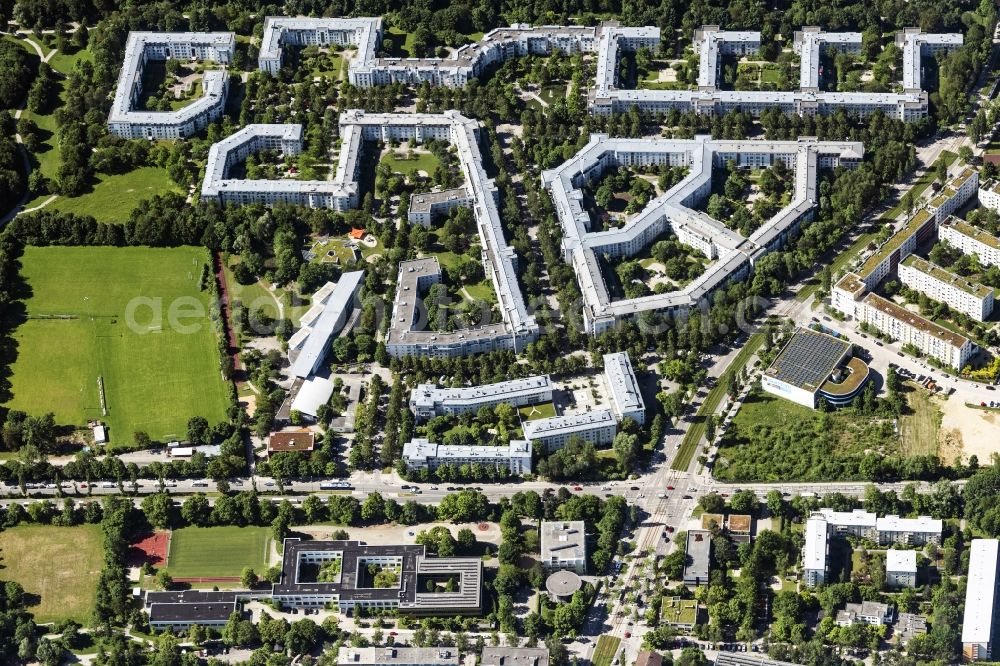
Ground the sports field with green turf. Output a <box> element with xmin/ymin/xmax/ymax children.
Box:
<box><xmin>167</xmin><ymin>527</ymin><xmax>272</xmax><ymax>578</ymax></box>
<box><xmin>3</xmin><ymin>246</ymin><xmax>231</xmax><ymax>445</ymax></box>
<box><xmin>0</xmin><ymin>525</ymin><xmax>104</xmax><ymax>623</ymax></box>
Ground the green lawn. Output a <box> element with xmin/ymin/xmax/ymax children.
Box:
<box><xmin>308</xmin><ymin>237</ymin><xmax>360</xmax><ymax>265</ymax></box>
<box><xmin>21</xmin><ymin>82</ymin><xmax>65</xmax><ymax>183</ymax></box>
<box><xmin>167</xmin><ymin>527</ymin><xmax>272</xmax><ymax>578</ymax></box>
<box><xmin>167</xmin><ymin>79</ymin><xmax>203</xmax><ymax>110</ymax></box>
<box><xmin>46</xmin><ymin>167</ymin><xmax>183</xmax><ymax>222</ymax></box>
<box><xmin>309</xmin><ymin>52</ymin><xmax>345</xmax><ymax>80</ymax></box>
<box><xmin>519</xmin><ymin>402</ymin><xmax>557</xmax><ymax>421</ymax></box>
<box><xmin>1</xmin><ymin>34</ymin><xmax>39</xmax><ymax>59</ymax></box>
<box><xmin>221</xmin><ymin>260</ymin><xmax>286</xmax><ymax>324</ymax></box>
<box><xmin>713</xmin><ymin>387</ymin><xmax>928</xmax><ymax>481</ymax></box>
<box><xmin>48</xmin><ymin>46</ymin><xmax>93</xmax><ymax>76</ymax></box>
<box><xmin>898</xmin><ymin>385</ymin><xmax>943</xmax><ymax>457</ymax></box>
<box><xmin>461</xmin><ymin>281</ymin><xmax>496</xmax><ymax>303</ymax></box>
<box><xmin>760</xmin><ymin>67</ymin><xmax>783</xmax><ymax>84</ymax></box>
<box><xmin>4</xmin><ymin>246</ymin><xmax>231</xmax><ymax>444</ymax></box>
<box><xmin>0</xmin><ymin>525</ymin><xmax>104</xmax><ymax>623</ymax></box>
<box><xmin>385</xmin><ymin>27</ymin><xmax>419</xmax><ymax>57</ymax></box>
<box><xmin>384</xmin><ymin>27</ymin><xmax>481</xmax><ymax>57</ymax></box>
<box><xmin>380</xmin><ymin>149</ymin><xmax>442</xmax><ymax>178</ymax></box>
<box><xmin>539</xmin><ymin>84</ymin><xmax>567</xmax><ymax>105</ymax></box>
<box><xmin>592</xmin><ymin>635</ymin><xmax>621</xmax><ymax>666</ymax></box>
<box><xmin>425</xmin><ymin>229</ymin><xmax>474</xmax><ymax>271</ymax></box>
<box><xmin>672</xmin><ymin>333</ymin><xmax>765</xmax><ymax>471</ymax></box>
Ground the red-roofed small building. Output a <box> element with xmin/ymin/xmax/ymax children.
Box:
<box><xmin>267</xmin><ymin>429</ymin><xmax>316</xmax><ymax>456</ymax></box>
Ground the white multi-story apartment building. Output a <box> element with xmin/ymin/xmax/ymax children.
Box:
<box><xmin>603</xmin><ymin>352</ymin><xmax>645</xmax><ymax>425</ymax></box>
<box><xmin>940</xmin><ymin>217</ymin><xmax>1000</xmax><ymax>268</ymax></box>
<box><xmin>540</xmin><ymin>521</ymin><xmax>587</xmax><ymax>573</ymax></box>
<box><xmin>521</xmin><ymin>410</ymin><xmax>617</xmax><ymax>452</ymax></box>
<box><xmin>899</xmin><ymin>255</ymin><xmax>994</xmax><ymax>321</ymax></box>
<box><xmin>979</xmin><ymin>178</ymin><xmax>1000</xmax><ymax>212</ymax></box>
<box><xmin>817</xmin><ymin>508</ymin><xmax>878</xmax><ymax>539</ymax></box>
<box><xmin>260</xmin><ymin>18</ymin><xmax>600</xmax><ymax>89</ymax></box>
<box><xmin>897</xmin><ymin>28</ymin><xmax>964</xmax><ymax>91</ymax></box>
<box><xmin>541</xmin><ymin>134</ymin><xmax>863</xmax><ymax>334</ymax></box>
<box><xmin>859</xmin><ymin>293</ymin><xmax>974</xmax><ymax>370</ymax></box>
<box><xmin>964</xmin><ymin>539</ymin><xmax>1000</xmax><ymax>661</ymax></box>
<box><xmin>336</xmin><ymin>648</ymin><xmax>460</xmax><ymax>666</ymax></box>
<box><xmin>258</xmin><ymin>17</ymin><xmax>382</xmax><ymax>82</ymax></box>
<box><xmin>402</xmin><ymin>438</ymin><xmax>532</xmax><ymax>474</ymax></box>
<box><xmin>408</xmin><ymin>188</ymin><xmax>472</xmax><ymax>226</ymax></box>
<box><xmin>886</xmin><ymin>550</ymin><xmax>918</xmax><ymax>589</ymax></box>
<box><xmin>693</xmin><ymin>25</ymin><xmax>760</xmax><ymax>89</ymax></box>
<box><xmin>927</xmin><ymin>168</ymin><xmax>979</xmax><ymax>224</ymax></box>
<box><xmin>591</xmin><ymin>25</ymin><xmax>958</xmax><ymax>120</ymax></box>
<box><xmin>255</xmin><ymin>18</ymin><xmax>955</xmax><ymax>121</ymax></box>
<box><xmin>794</xmin><ymin>28</ymin><xmax>862</xmax><ymax>90</ymax></box>
<box><xmin>409</xmin><ymin>376</ymin><xmax>553</xmax><ymax>421</ymax></box>
<box><xmin>844</xmin><ymin>169</ymin><xmax>976</xmax><ymax>297</ymax></box>
<box><xmin>876</xmin><ymin>515</ymin><xmax>943</xmax><ymax>546</ymax></box>
<box><xmin>803</xmin><ymin>514</ymin><xmax>829</xmax><ymax>588</ymax></box>
<box><xmin>200</xmin><ymin>124</ymin><xmax>358</xmax><ymax>208</ymax></box>
<box><xmin>108</xmin><ymin>32</ymin><xmax>235</xmax><ymax>139</ymax></box>
<box><xmin>805</xmin><ymin>510</ymin><xmax>940</xmax><ymax>589</ymax></box>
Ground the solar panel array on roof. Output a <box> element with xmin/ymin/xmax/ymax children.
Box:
<box><xmin>765</xmin><ymin>330</ymin><xmax>849</xmax><ymax>392</ymax></box>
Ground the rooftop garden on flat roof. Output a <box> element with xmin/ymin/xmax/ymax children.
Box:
<box><xmin>863</xmin><ymin>293</ymin><xmax>969</xmax><ymax>348</ymax></box>
<box><xmin>858</xmin><ymin>208</ymin><xmax>932</xmax><ymax>277</ymax></box>
<box><xmin>946</xmin><ymin>218</ymin><xmax>1000</xmax><ymax>250</ymax></box>
<box><xmin>836</xmin><ymin>272</ymin><xmax>865</xmax><ymax>293</ymax></box>
<box><xmin>901</xmin><ymin>254</ymin><xmax>992</xmax><ymax>298</ymax></box>
<box><xmin>820</xmin><ymin>356</ymin><xmax>870</xmax><ymax>397</ymax></box>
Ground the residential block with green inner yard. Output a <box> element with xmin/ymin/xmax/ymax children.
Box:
<box><xmin>3</xmin><ymin>246</ymin><xmax>231</xmax><ymax>445</ymax></box>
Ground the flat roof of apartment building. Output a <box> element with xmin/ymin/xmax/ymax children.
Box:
<box><xmin>411</xmin><ymin>375</ymin><xmax>552</xmax><ymax>410</ymax></box>
<box><xmin>402</xmin><ymin>438</ymin><xmax>531</xmax><ymax>462</ymax></box>
<box><xmin>603</xmin><ymin>352</ymin><xmax>644</xmax><ymax>418</ymax></box>
<box><xmin>858</xmin><ymin>208</ymin><xmax>932</xmax><ymax>278</ymax></box>
<box><xmin>481</xmin><ymin>647</ymin><xmax>549</xmax><ymax>666</ymax></box>
<box><xmin>886</xmin><ymin>549</ymin><xmax>917</xmax><ymax>573</ymax></box>
<box><xmin>862</xmin><ymin>293</ymin><xmax>969</xmax><ymax>349</ymax></box>
<box><xmin>522</xmin><ymin>409</ymin><xmax>616</xmax><ymax>439</ymax></box>
<box><xmin>540</xmin><ymin>521</ymin><xmax>587</xmax><ymax>564</ymax></box>
<box><xmin>877</xmin><ymin>514</ymin><xmax>943</xmax><ymax>534</ymax></box>
<box><xmin>942</xmin><ymin>217</ymin><xmax>1000</xmax><ymax>250</ymax></box>
<box><xmin>803</xmin><ymin>515</ymin><xmax>828</xmax><ymax>572</ymax></box>
<box><xmin>901</xmin><ymin>255</ymin><xmax>992</xmax><ymax>298</ymax></box>
<box><xmin>337</xmin><ymin>647</ymin><xmax>460</xmax><ymax>666</ymax></box>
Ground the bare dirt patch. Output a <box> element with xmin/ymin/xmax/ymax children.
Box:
<box><xmin>939</xmin><ymin>398</ymin><xmax>1000</xmax><ymax>462</ymax></box>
